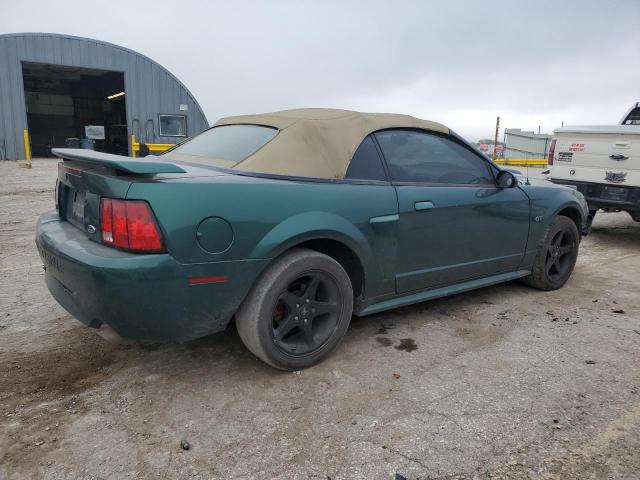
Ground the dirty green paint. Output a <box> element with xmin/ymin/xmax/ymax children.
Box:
<box><xmin>37</xmin><ymin>156</ymin><xmax>588</xmax><ymax>342</ymax></box>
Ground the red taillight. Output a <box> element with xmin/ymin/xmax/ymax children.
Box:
<box><xmin>112</xmin><ymin>200</ymin><xmax>128</xmax><ymax>247</ymax></box>
<box><xmin>100</xmin><ymin>199</ymin><xmax>165</xmax><ymax>252</ymax></box>
<box><xmin>548</xmin><ymin>139</ymin><xmax>556</xmax><ymax>165</ymax></box>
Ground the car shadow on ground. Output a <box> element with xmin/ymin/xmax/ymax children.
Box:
<box><xmin>589</xmin><ymin>222</ymin><xmax>640</xmax><ymax>247</ymax></box>
<box><xmin>117</xmin><ymin>276</ymin><xmax>532</xmax><ymax>379</ymax></box>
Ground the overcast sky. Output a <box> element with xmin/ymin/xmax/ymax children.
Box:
<box><xmin>2</xmin><ymin>0</ymin><xmax>639</xmax><ymax>141</ymax></box>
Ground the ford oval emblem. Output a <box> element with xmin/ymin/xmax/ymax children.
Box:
<box><xmin>87</xmin><ymin>224</ymin><xmax>97</xmax><ymax>234</ymax></box>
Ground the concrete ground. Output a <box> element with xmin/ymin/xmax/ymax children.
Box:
<box><xmin>1</xmin><ymin>159</ymin><xmax>639</xmax><ymax>480</ymax></box>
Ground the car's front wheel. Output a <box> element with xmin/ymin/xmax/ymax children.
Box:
<box><xmin>522</xmin><ymin>215</ymin><xmax>580</xmax><ymax>291</ymax></box>
<box><xmin>235</xmin><ymin>248</ymin><xmax>354</xmax><ymax>370</ymax></box>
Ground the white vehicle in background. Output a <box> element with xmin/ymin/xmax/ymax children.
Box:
<box><xmin>548</xmin><ymin>102</ymin><xmax>640</xmax><ymax>227</ymax></box>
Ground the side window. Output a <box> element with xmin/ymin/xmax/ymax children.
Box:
<box><xmin>345</xmin><ymin>136</ymin><xmax>387</xmax><ymax>181</ymax></box>
<box><xmin>375</xmin><ymin>130</ymin><xmax>495</xmax><ymax>185</ymax></box>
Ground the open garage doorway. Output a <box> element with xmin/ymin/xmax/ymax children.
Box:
<box><xmin>22</xmin><ymin>62</ymin><xmax>128</xmax><ymax>157</ymax></box>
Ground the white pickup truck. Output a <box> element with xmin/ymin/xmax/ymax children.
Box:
<box><xmin>548</xmin><ymin>102</ymin><xmax>640</xmax><ymax>226</ymax></box>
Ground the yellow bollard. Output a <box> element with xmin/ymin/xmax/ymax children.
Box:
<box><xmin>18</xmin><ymin>129</ymin><xmax>32</xmax><ymax>169</ymax></box>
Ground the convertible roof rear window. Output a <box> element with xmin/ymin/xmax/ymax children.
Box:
<box><xmin>168</xmin><ymin>124</ymin><xmax>278</xmax><ymax>166</ymax></box>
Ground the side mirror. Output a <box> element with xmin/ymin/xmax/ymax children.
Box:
<box><xmin>496</xmin><ymin>170</ymin><xmax>517</xmax><ymax>188</ymax></box>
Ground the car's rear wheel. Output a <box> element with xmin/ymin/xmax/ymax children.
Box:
<box><xmin>522</xmin><ymin>215</ymin><xmax>580</xmax><ymax>291</ymax></box>
<box><xmin>235</xmin><ymin>248</ymin><xmax>353</xmax><ymax>370</ymax></box>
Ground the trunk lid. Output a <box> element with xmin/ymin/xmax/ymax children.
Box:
<box><xmin>52</xmin><ymin>148</ymin><xmax>223</xmax><ymax>242</ymax></box>
<box><xmin>56</xmin><ymin>159</ymin><xmax>135</xmax><ymax>242</ymax></box>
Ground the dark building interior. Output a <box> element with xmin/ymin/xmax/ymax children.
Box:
<box><xmin>22</xmin><ymin>62</ymin><xmax>128</xmax><ymax>157</ymax></box>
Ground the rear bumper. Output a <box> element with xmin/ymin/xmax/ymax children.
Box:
<box><xmin>36</xmin><ymin>211</ymin><xmax>267</xmax><ymax>342</ymax></box>
<box><xmin>550</xmin><ymin>179</ymin><xmax>640</xmax><ymax>212</ymax></box>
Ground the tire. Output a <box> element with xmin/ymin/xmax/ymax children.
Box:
<box><xmin>235</xmin><ymin>248</ymin><xmax>354</xmax><ymax>370</ymax></box>
<box><xmin>522</xmin><ymin>215</ymin><xmax>580</xmax><ymax>291</ymax></box>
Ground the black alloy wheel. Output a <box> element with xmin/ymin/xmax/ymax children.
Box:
<box><xmin>522</xmin><ymin>215</ymin><xmax>580</xmax><ymax>291</ymax></box>
<box><xmin>235</xmin><ymin>248</ymin><xmax>354</xmax><ymax>370</ymax></box>
<box><xmin>545</xmin><ymin>229</ymin><xmax>577</xmax><ymax>282</ymax></box>
<box><xmin>271</xmin><ymin>271</ymin><xmax>342</xmax><ymax>356</ymax></box>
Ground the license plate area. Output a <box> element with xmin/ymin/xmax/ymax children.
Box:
<box><xmin>61</xmin><ymin>184</ymin><xmax>86</xmax><ymax>229</ymax></box>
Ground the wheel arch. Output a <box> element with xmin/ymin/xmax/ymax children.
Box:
<box><xmin>249</xmin><ymin>212</ymin><xmax>373</xmax><ymax>301</ymax></box>
<box><xmin>288</xmin><ymin>238</ymin><xmax>365</xmax><ymax>301</ymax></box>
<box><xmin>554</xmin><ymin>204</ymin><xmax>585</xmax><ymax>235</ymax></box>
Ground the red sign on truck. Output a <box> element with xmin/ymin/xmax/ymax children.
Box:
<box><xmin>569</xmin><ymin>143</ymin><xmax>585</xmax><ymax>152</ymax></box>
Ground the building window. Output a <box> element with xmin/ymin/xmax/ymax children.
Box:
<box><xmin>159</xmin><ymin>114</ymin><xmax>187</xmax><ymax>137</ymax></box>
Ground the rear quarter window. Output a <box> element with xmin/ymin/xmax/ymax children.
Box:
<box><xmin>345</xmin><ymin>136</ymin><xmax>387</xmax><ymax>181</ymax></box>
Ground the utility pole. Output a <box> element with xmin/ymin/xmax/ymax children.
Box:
<box><xmin>493</xmin><ymin>116</ymin><xmax>500</xmax><ymax>161</ymax></box>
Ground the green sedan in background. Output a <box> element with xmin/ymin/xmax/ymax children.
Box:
<box><xmin>36</xmin><ymin>109</ymin><xmax>589</xmax><ymax>370</ymax></box>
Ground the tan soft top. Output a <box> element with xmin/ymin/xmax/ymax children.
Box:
<box><xmin>212</xmin><ymin>108</ymin><xmax>449</xmax><ymax>179</ymax></box>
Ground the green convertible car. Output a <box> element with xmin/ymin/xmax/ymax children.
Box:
<box><xmin>36</xmin><ymin>108</ymin><xmax>589</xmax><ymax>369</ymax></box>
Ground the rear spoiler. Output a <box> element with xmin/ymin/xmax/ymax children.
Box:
<box><xmin>51</xmin><ymin>148</ymin><xmax>186</xmax><ymax>174</ymax></box>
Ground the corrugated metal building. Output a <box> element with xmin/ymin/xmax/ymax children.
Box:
<box><xmin>0</xmin><ymin>32</ymin><xmax>208</xmax><ymax>160</ymax></box>
<box><xmin>504</xmin><ymin>128</ymin><xmax>553</xmax><ymax>160</ymax></box>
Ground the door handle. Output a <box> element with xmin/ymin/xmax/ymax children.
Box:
<box><xmin>414</xmin><ymin>201</ymin><xmax>435</xmax><ymax>211</ymax></box>
<box><xmin>369</xmin><ymin>214</ymin><xmax>399</xmax><ymax>225</ymax></box>
<box><xmin>610</xmin><ymin>154</ymin><xmax>629</xmax><ymax>161</ymax></box>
